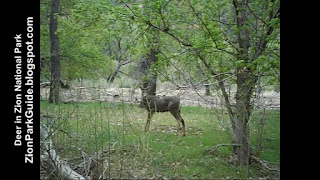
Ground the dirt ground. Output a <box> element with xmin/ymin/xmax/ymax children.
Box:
<box><xmin>40</xmin><ymin>84</ymin><xmax>280</xmax><ymax>109</ymax></box>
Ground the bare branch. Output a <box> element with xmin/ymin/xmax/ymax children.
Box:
<box><xmin>121</xmin><ymin>60</ymin><xmax>132</xmax><ymax>66</ymax></box>
<box><xmin>251</xmin><ymin>156</ymin><xmax>280</xmax><ymax>172</ymax></box>
<box><xmin>208</xmin><ymin>144</ymin><xmax>241</xmax><ymax>153</ymax></box>
<box><xmin>146</xmin><ymin>20</ymin><xmax>193</xmax><ymax>47</ymax></box>
<box><xmin>195</xmin><ymin>50</ymin><xmax>235</xmax><ymax>121</ymax></box>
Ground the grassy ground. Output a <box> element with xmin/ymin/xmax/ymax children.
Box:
<box><xmin>40</xmin><ymin>100</ymin><xmax>280</xmax><ymax>179</ymax></box>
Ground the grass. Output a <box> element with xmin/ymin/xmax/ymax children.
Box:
<box><xmin>40</xmin><ymin>100</ymin><xmax>280</xmax><ymax>179</ymax></box>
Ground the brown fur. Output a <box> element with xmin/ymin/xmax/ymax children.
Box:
<box><xmin>140</xmin><ymin>95</ymin><xmax>186</xmax><ymax>136</ymax></box>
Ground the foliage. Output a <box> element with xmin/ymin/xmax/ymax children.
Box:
<box><xmin>41</xmin><ymin>0</ymin><xmax>279</xmax><ymax>85</ymax></box>
<box><xmin>40</xmin><ymin>0</ymin><xmax>280</xmax><ymax>173</ymax></box>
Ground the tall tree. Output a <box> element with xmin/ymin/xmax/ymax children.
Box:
<box><xmin>136</xmin><ymin>2</ymin><xmax>161</xmax><ymax>96</ymax></box>
<box><xmin>120</xmin><ymin>0</ymin><xmax>280</xmax><ymax>165</ymax></box>
<box><xmin>231</xmin><ymin>0</ymin><xmax>280</xmax><ymax>164</ymax></box>
<box><xmin>140</xmin><ymin>47</ymin><xmax>160</xmax><ymax>96</ymax></box>
<box><xmin>48</xmin><ymin>0</ymin><xmax>60</xmax><ymax>104</ymax></box>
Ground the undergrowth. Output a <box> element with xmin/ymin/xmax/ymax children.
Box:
<box><xmin>40</xmin><ymin>100</ymin><xmax>280</xmax><ymax>179</ymax></box>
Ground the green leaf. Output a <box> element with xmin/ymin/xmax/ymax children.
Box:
<box><xmin>235</xmin><ymin>60</ymin><xmax>245</xmax><ymax>68</ymax></box>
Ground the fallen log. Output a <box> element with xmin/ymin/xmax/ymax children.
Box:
<box><xmin>41</xmin><ymin>126</ymin><xmax>86</xmax><ymax>180</ymax></box>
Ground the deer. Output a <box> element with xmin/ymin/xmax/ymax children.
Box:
<box><xmin>139</xmin><ymin>93</ymin><xmax>186</xmax><ymax>136</ymax></box>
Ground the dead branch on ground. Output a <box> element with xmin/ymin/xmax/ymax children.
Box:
<box><xmin>207</xmin><ymin>143</ymin><xmax>280</xmax><ymax>173</ymax></box>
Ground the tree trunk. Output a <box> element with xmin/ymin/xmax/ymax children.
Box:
<box><xmin>197</xmin><ymin>48</ymin><xmax>255</xmax><ymax>165</ymax></box>
<box><xmin>204</xmin><ymin>82</ymin><xmax>211</xmax><ymax>96</ymax></box>
<box><xmin>108</xmin><ymin>62</ymin><xmax>122</xmax><ymax>83</ymax></box>
<box><xmin>107</xmin><ymin>36</ymin><xmax>133</xmax><ymax>83</ymax></box>
<box><xmin>140</xmin><ymin>48</ymin><xmax>159</xmax><ymax>97</ymax></box>
<box><xmin>231</xmin><ymin>0</ymin><xmax>256</xmax><ymax>165</ymax></box>
<box><xmin>196</xmin><ymin>64</ymin><xmax>211</xmax><ymax>96</ymax></box>
<box><xmin>233</xmin><ymin>69</ymin><xmax>256</xmax><ymax>165</ymax></box>
<box><xmin>108</xmin><ymin>60</ymin><xmax>132</xmax><ymax>83</ymax></box>
<box><xmin>48</xmin><ymin>0</ymin><xmax>60</xmax><ymax>104</ymax></box>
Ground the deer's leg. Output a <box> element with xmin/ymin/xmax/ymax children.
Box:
<box><xmin>179</xmin><ymin>114</ymin><xmax>186</xmax><ymax>136</ymax></box>
<box><xmin>170</xmin><ymin>110</ymin><xmax>180</xmax><ymax>130</ymax></box>
<box><xmin>174</xmin><ymin>115</ymin><xmax>181</xmax><ymax>131</ymax></box>
<box><xmin>176</xmin><ymin>120</ymin><xmax>182</xmax><ymax>131</ymax></box>
<box><xmin>144</xmin><ymin>111</ymin><xmax>153</xmax><ymax>132</ymax></box>
<box><xmin>170</xmin><ymin>110</ymin><xmax>185</xmax><ymax>136</ymax></box>
<box><xmin>178</xmin><ymin>107</ymin><xmax>186</xmax><ymax>136</ymax></box>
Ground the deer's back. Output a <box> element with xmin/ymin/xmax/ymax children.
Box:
<box><xmin>145</xmin><ymin>95</ymin><xmax>181</xmax><ymax>112</ymax></box>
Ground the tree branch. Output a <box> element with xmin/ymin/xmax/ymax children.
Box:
<box><xmin>146</xmin><ymin>20</ymin><xmax>193</xmax><ymax>47</ymax></box>
<box><xmin>195</xmin><ymin>50</ymin><xmax>235</xmax><ymax>121</ymax></box>
<box><xmin>254</xmin><ymin>8</ymin><xmax>280</xmax><ymax>59</ymax></box>
<box><xmin>208</xmin><ymin>144</ymin><xmax>241</xmax><ymax>154</ymax></box>
<box><xmin>251</xmin><ymin>156</ymin><xmax>280</xmax><ymax>172</ymax></box>
<box><xmin>188</xmin><ymin>2</ymin><xmax>236</xmax><ymax>56</ymax></box>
